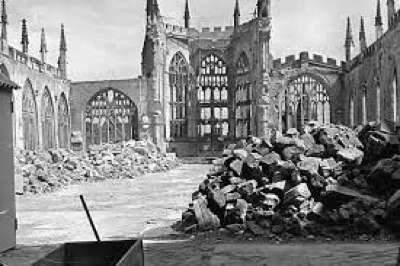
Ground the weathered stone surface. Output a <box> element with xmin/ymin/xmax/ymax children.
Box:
<box><xmin>386</xmin><ymin>190</ymin><xmax>400</xmax><ymax>227</ymax></box>
<box><xmin>221</xmin><ymin>184</ymin><xmax>237</xmax><ymax>194</ymax></box>
<box><xmin>208</xmin><ymin>189</ymin><xmax>227</xmax><ymax>209</ymax></box>
<box><xmin>226</xmin><ymin>192</ymin><xmax>241</xmax><ymax>202</ymax></box>
<box><xmin>247</xmin><ymin>220</ymin><xmax>267</xmax><ymax>236</ymax></box>
<box><xmin>224</xmin><ymin>199</ymin><xmax>248</xmax><ymax>225</ymax></box>
<box><xmin>226</xmin><ymin>223</ymin><xmax>246</xmax><ymax>234</ymax></box>
<box><xmin>260</xmin><ymin>152</ymin><xmax>281</xmax><ymax>168</ymax></box>
<box><xmin>228</xmin><ymin>159</ymin><xmax>244</xmax><ymax>177</ymax></box>
<box><xmin>321</xmin><ymin>185</ymin><xmax>379</xmax><ymax>209</ymax></box>
<box><xmin>281</xmin><ymin>146</ymin><xmax>304</xmax><ymax>162</ymax></box>
<box><xmin>262</xmin><ymin>193</ymin><xmax>280</xmax><ymax>210</ymax></box>
<box><xmin>306</xmin><ymin>144</ymin><xmax>326</xmax><ymax>157</ymax></box>
<box><xmin>337</xmin><ymin>148</ymin><xmax>364</xmax><ymax>165</ymax></box>
<box><xmin>297</xmin><ymin>157</ymin><xmax>321</xmax><ymax>177</ymax></box>
<box><xmin>284</xmin><ymin>183</ymin><xmax>311</xmax><ymax>205</ymax></box>
<box><xmin>233</xmin><ymin>149</ymin><xmax>249</xmax><ymax>160</ymax></box>
<box><xmin>193</xmin><ymin>197</ymin><xmax>221</xmax><ymax>231</ymax></box>
<box><xmin>301</xmin><ymin>133</ymin><xmax>316</xmax><ymax>150</ymax></box>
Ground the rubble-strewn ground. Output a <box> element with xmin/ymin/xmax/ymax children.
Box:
<box><xmin>177</xmin><ymin>123</ymin><xmax>400</xmax><ymax>241</ymax></box>
<box><xmin>15</xmin><ymin>140</ymin><xmax>181</xmax><ymax>194</ymax></box>
<box><xmin>0</xmin><ymin>165</ymin><xmax>398</xmax><ymax>266</ymax></box>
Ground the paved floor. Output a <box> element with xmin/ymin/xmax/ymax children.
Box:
<box><xmin>0</xmin><ymin>164</ymin><xmax>399</xmax><ymax>265</ymax></box>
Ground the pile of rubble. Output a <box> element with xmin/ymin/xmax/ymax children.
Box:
<box><xmin>15</xmin><ymin>140</ymin><xmax>181</xmax><ymax>194</ymax></box>
<box><xmin>177</xmin><ymin>123</ymin><xmax>400</xmax><ymax>240</ymax></box>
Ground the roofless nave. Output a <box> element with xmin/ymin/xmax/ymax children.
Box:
<box><xmin>2</xmin><ymin>0</ymin><xmax>400</xmax><ymax>157</ymax></box>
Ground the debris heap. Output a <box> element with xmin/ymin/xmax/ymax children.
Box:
<box><xmin>15</xmin><ymin>140</ymin><xmax>181</xmax><ymax>194</ymax></box>
<box><xmin>178</xmin><ymin>123</ymin><xmax>400</xmax><ymax>240</ymax></box>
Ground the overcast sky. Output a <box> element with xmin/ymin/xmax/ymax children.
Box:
<box><xmin>5</xmin><ymin>0</ymin><xmax>391</xmax><ymax>81</ymax></box>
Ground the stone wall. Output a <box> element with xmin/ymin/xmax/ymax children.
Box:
<box><xmin>343</xmin><ymin>19</ymin><xmax>400</xmax><ymax>129</ymax></box>
<box><xmin>0</xmin><ymin>47</ymin><xmax>70</xmax><ymax>150</ymax></box>
<box><xmin>70</xmin><ymin>78</ymin><xmax>148</xmax><ymax>147</ymax></box>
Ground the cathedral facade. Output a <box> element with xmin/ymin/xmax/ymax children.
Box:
<box><xmin>69</xmin><ymin>0</ymin><xmax>400</xmax><ymax>157</ymax></box>
<box><xmin>137</xmin><ymin>0</ymin><xmax>344</xmax><ymax>156</ymax></box>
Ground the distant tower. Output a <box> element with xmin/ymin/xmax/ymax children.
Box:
<box><xmin>1</xmin><ymin>0</ymin><xmax>7</xmax><ymax>52</ymax></box>
<box><xmin>146</xmin><ymin>0</ymin><xmax>159</xmax><ymax>24</ymax></box>
<box><xmin>234</xmin><ymin>0</ymin><xmax>240</xmax><ymax>29</ymax></box>
<box><xmin>359</xmin><ymin>17</ymin><xmax>367</xmax><ymax>53</ymax></box>
<box><xmin>58</xmin><ymin>24</ymin><xmax>67</xmax><ymax>79</ymax></box>
<box><xmin>21</xmin><ymin>19</ymin><xmax>29</xmax><ymax>54</ymax></box>
<box><xmin>345</xmin><ymin>17</ymin><xmax>354</xmax><ymax>62</ymax></box>
<box><xmin>387</xmin><ymin>0</ymin><xmax>395</xmax><ymax>27</ymax></box>
<box><xmin>376</xmin><ymin>0</ymin><xmax>384</xmax><ymax>39</ymax></box>
<box><xmin>184</xmin><ymin>0</ymin><xmax>190</xmax><ymax>28</ymax></box>
<box><xmin>257</xmin><ymin>0</ymin><xmax>271</xmax><ymax>19</ymax></box>
<box><xmin>40</xmin><ymin>28</ymin><xmax>47</xmax><ymax>65</ymax></box>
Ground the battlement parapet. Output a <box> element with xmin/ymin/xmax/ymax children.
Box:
<box><xmin>199</xmin><ymin>26</ymin><xmax>234</xmax><ymax>33</ymax></box>
<box><xmin>273</xmin><ymin>52</ymin><xmax>341</xmax><ymax>70</ymax></box>
<box><xmin>164</xmin><ymin>23</ymin><xmax>187</xmax><ymax>35</ymax></box>
<box><xmin>7</xmin><ymin>46</ymin><xmax>62</xmax><ymax>79</ymax></box>
<box><xmin>348</xmin><ymin>8</ymin><xmax>400</xmax><ymax>71</ymax></box>
<box><xmin>347</xmin><ymin>37</ymin><xmax>380</xmax><ymax>71</ymax></box>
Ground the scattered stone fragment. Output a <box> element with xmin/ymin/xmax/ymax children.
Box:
<box><xmin>193</xmin><ymin>197</ymin><xmax>221</xmax><ymax>231</ymax></box>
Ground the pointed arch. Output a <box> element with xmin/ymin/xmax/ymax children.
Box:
<box><xmin>85</xmin><ymin>88</ymin><xmax>139</xmax><ymax>146</ymax></box>
<box><xmin>58</xmin><ymin>93</ymin><xmax>69</xmax><ymax>149</ymax></box>
<box><xmin>169</xmin><ymin>52</ymin><xmax>189</xmax><ymax>139</ymax></box>
<box><xmin>22</xmin><ymin>79</ymin><xmax>38</xmax><ymax>150</ymax></box>
<box><xmin>41</xmin><ymin>87</ymin><xmax>55</xmax><ymax>150</ymax></box>
<box><xmin>283</xmin><ymin>73</ymin><xmax>330</xmax><ymax>132</ymax></box>
<box><xmin>236</xmin><ymin>52</ymin><xmax>250</xmax><ymax>75</ymax></box>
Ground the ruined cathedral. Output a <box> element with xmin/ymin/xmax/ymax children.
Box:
<box><xmin>133</xmin><ymin>0</ymin><xmax>342</xmax><ymax>156</ymax></box>
<box><xmin>4</xmin><ymin>0</ymin><xmax>400</xmax><ymax>157</ymax></box>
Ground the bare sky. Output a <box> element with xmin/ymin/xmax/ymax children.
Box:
<box><xmin>5</xmin><ymin>0</ymin><xmax>389</xmax><ymax>81</ymax></box>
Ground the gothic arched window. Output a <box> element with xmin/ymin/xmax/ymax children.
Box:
<box><xmin>41</xmin><ymin>87</ymin><xmax>55</xmax><ymax>150</ymax></box>
<box><xmin>22</xmin><ymin>80</ymin><xmax>38</xmax><ymax>150</ymax></box>
<box><xmin>197</xmin><ymin>53</ymin><xmax>229</xmax><ymax>151</ymax></box>
<box><xmin>58</xmin><ymin>93</ymin><xmax>69</xmax><ymax>149</ymax></box>
<box><xmin>169</xmin><ymin>52</ymin><xmax>189</xmax><ymax>139</ymax></box>
<box><xmin>283</xmin><ymin>74</ymin><xmax>330</xmax><ymax>132</ymax></box>
<box><xmin>85</xmin><ymin>88</ymin><xmax>138</xmax><ymax>146</ymax></box>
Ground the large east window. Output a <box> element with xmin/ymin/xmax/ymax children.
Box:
<box><xmin>197</xmin><ymin>54</ymin><xmax>229</xmax><ymax>148</ymax></box>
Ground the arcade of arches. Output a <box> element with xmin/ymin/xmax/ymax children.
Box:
<box><xmin>84</xmin><ymin>88</ymin><xmax>139</xmax><ymax>146</ymax></box>
<box><xmin>197</xmin><ymin>53</ymin><xmax>229</xmax><ymax>151</ymax></box>
<box><xmin>282</xmin><ymin>74</ymin><xmax>331</xmax><ymax>132</ymax></box>
<box><xmin>169</xmin><ymin>52</ymin><xmax>189</xmax><ymax>139</ymax></box>
<box><xmin>21</xmin><ymin>80</ymin><xmax>68</xmax><ymax>151</ymax></box>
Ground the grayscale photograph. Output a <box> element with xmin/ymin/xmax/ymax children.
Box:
<box><xmin>0</xmin><ymin>0</ymin><xmax>400</xmax><ymax>265</ymax></box>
